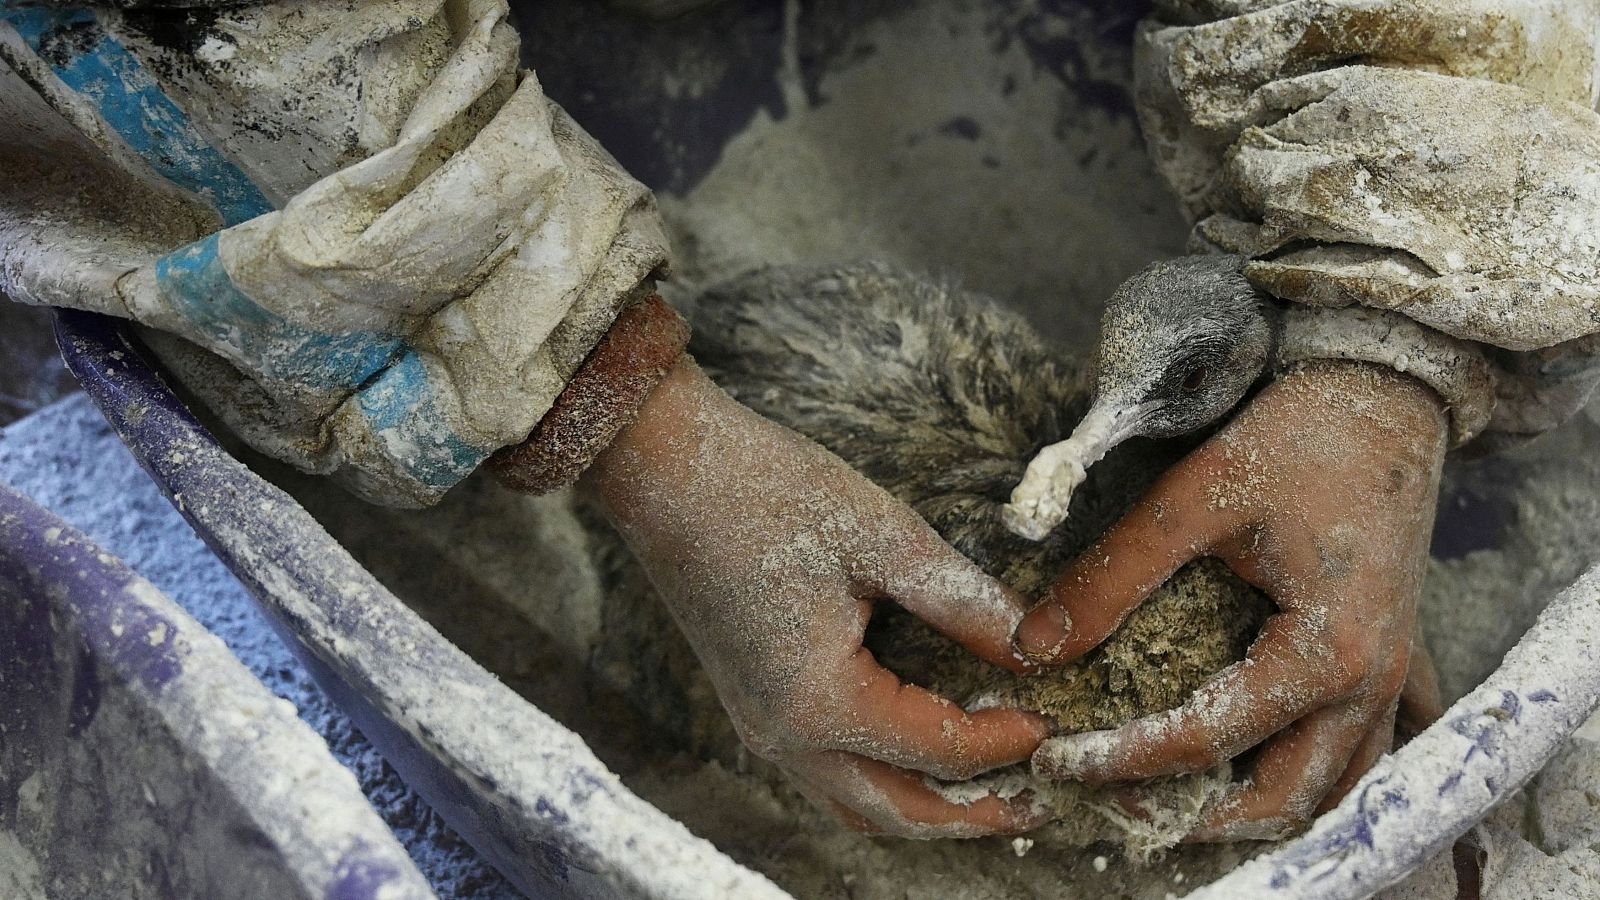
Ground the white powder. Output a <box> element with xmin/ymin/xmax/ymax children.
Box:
<box><xmin>11</xmin><ymin>0</ymin><xmax>1600</xmax><ymax>896</ymax></box>
<box><xmin>448</xmin><ymin>1</ymin><xmax>1600</xmax><ymax>895</ymax></box>
<box><xmin>655</xmin><ymin>0</ymin><xmax>1188</xmax><ymax>355</ymax></box>
<box><xmin>0</xmin><ymin>832</ymin><xmax>46</xmax><ymax>900</ymax></box>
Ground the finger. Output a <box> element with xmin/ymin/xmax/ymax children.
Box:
<box><xmin>1186</xmin><ymin>704</ymin><xmax>1371</xmax><ymax>843</ymax></box>
<box><xmin>833</xmin><ymin>648</ymin><xmax>1051</xmax><ymax>781</ymax></box>
<box><xmin>1317</xmin><ymin>702</ymin><xmax>1398</xmax><ymax>815</ymax></box>
<box><xmin>786</xmin><ymin>750</ymin><xmax>1051</xmax><ymax>840</ymax></box>
<box><xmin>1015</xmin><ymin>449</ymin><xmax>1245</xmax><ymax>665</ymax></box>
<box><xmin>1397</xmin><ymin>638</ymin><xmax>1444</xmax><ymax>741</ymax></box>
<box><xmin>880</xmin><ymin>528</ymin><xmax>1034</xmax><ymax>673</ymax></box>
<box><xmin>1031</xmin><ymin>610</ymin><xmax>1348</xmax><ymax>783</ymax></box>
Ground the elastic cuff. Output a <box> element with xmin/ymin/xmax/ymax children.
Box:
<box><xmin>488</xmin><ymin>294</ymin><xmax>690</xmax><ymax>494</ymax></box>
<box><xmin>1276</xmin><ymin>305</ymin><xmax>1497</xmax><ymax>447</ymax></box>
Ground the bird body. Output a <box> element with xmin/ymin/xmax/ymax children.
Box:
<box><xmin>1004</xmin><ymin>255</ymin><xmax>1282</xmax><ymax>540</ymax></box>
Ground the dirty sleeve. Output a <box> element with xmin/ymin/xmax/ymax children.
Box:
<box><xmin>1137</xmin><ymin>0</ymin><xmax>1600</xmax><ymax>447</ymax></box>
<box><xmin>0</xmin><ymin>0</ymin><xmax>676</xmax><ymax>506</ymax></box>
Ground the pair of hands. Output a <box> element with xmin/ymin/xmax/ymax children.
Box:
<box><xmin>591</xmin><ymin>0</ymin><xmax>1593</xmax><ymax>840</ymax></box>
<box><xmin>585</xmin><ymin>355</ymin><xmax>1448</xmax><ymax>839</ymax></box>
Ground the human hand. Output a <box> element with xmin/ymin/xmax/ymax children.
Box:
<box><xmin>584</xmin><ymin>358</ymin><xmax>1053</xmax><ymax>838</ymax></box>
<box><xmin>1017</xmin><ymin>360</ymin><xmax>1447</xmax><ymax>840</ymax></box>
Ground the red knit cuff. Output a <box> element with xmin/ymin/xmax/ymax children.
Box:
<box><xmin>488</xmin><ymin>294</ymin><xmax>690</xmax><ymax>494</ymax></box>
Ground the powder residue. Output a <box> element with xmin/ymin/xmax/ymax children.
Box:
<box><xmin>0</xmin><ymin>832</ymin><xmax>46</xmax><ymax>900</ymax></box>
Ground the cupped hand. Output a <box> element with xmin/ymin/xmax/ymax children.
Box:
<box><xmin>584</xmin><ymin>358</ymin><xmax>1053</xmax><ymax>838</ymax></box>
<box><xmin>1018</xmin><ymin>360</ymin><xmax>1448</xmax><ymax>841</ymax></box>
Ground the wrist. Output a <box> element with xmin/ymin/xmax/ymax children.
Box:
<box><xmin>580</xmin><ymin>356</ymin><xmax>720</xmax><ymax>513</ymax></box>
<box><xmin>605</xmin><ymin>356</ymin><xmax>709</xmax><ymax>457</ymax></box>
<box><xmin>1272</xmin><ymin>359</ymin><xmax>1448</xmax><ymax>458</ymax></box>
<box><xmin>490</xmin><ymin>294</ymin><xmax>691</xmax><ymax>495</ymax></box>
<box><xmin>1273</xmin><ymin>305</ymin><xmax>1493</xmax><ymax>447</ymax></box>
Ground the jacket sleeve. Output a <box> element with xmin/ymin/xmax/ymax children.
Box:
<box><xmin>0</xmin><ymin>0</ymin><xmax>677</xmax><ymax>506</ymax></box>
<box><xmin>1135</xmin><ymin>0</ymin><xmax>1600</xmax><ymax>447</ymax></box>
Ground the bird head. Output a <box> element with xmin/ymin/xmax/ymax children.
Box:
<box><xmin>1083</xmin><ymin>254</ymin><xmax>1277</xmax><ymax>452</ymax></box>
<box><xmin>1002</xmin><ymin>255</ymin><xmax>1279</xmax><ymax>540</ymax></box>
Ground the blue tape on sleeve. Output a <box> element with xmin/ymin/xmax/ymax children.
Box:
<box><xmin>156</xmin><ymin>235</ymin><xmax>490</xmax><ymax>491</ymax></box>
<box><xmin>355</xmin><ymin>353</ymin><xmax>491</xmax><ymax>491</ymax></box>
<box><xmin>11</xmin><ymin>4</ymin><xmax>492</xmax><ymax>495</ymax></box>
<box><xmin>154</xmin><ymin>234</ymin><xmax>407</xmax><ymax>394</ymax></box>
<box><xmin>5</xmin><ymin>6</ymin><xmax>272</xmax><ymax>226</ymax></box>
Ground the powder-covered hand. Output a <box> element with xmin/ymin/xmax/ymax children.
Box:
<box><xmin>584</xmin><ymin>358</ymin><xmax>1053</xmax><ymax>838</ymax></box>
<box><xmin>1018</xmin><ymin>360</ymin><xmax>1447</xmax><ymax>840</ymax></box>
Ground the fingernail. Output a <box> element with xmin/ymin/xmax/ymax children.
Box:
<box><xmin>1030</xmin><ymin>731</ymin><xmax>1116</xmax><ymax>781</ymax></box>
<box><xmin>1013</xmin><ymin>604</ymin><xmax>1072</xmax><ymax>664</ymax></box>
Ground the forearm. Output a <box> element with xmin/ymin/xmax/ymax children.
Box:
<box><xmin>1137</xmin><ymin>0</ymin><xmax>1600</xmax><ymax>218</ymax></box>
<box><xmin>3</xmin><ymin>1</ymin><xmax>674</xmax><ymax>505</ymax></box>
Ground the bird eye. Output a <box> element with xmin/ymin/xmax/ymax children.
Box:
<box><xmin>1181</xmin><ymin>366</ymin><xmax>1209</xmax><ymax>393</ymax></box>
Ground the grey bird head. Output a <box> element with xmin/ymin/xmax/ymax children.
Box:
<box><xmin>1002</xmin><ymin>255</ymin><xmax>1279</xmax><ymax>539</ymax></box>
<box><xmin>1084</xmin><ymin>254</ymin><xmax>1279</xmax><ymax>454</ymax></box>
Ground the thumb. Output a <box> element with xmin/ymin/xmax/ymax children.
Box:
<box><xmin>1015</xmin><ymin>452</ymin><xmax>1241</xmax><ymax>665</ymax></box>
<box><xmin>879</xmin><ymin>525</ymin><xmax>1034</xmax><ymax>674</ymax></box>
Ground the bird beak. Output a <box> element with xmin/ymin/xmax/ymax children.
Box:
<box><xmin>1078</xmin><ymin>395</ymin><xmax>1167</xmax><ymax>458</ymax></box>
<box><xmin>1002</xmin><ymin>395</ymin><xmax>1165</xmax><ymax>540</ymax></box>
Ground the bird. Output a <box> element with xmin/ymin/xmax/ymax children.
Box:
<box><xmin>673</xmin><ymin>261</ymin><xmax>1270</xmax><ymax>853</ymax></box>
<box><xmin>1002</xmin><ymin>254</ymin><xmax>1281</xmax><ymax>540</ymax></box>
